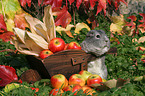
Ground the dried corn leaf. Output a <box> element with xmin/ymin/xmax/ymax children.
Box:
<box><xmin>43</xmin><ymin>5</ymin><xmax>56</xmax><ymax>41</ymax></box>
<box><xmin>25</xmin><ymin>15</ymin><xmax>46</xmax><ymax>35</ymax></box>
<box><xmin>13</xmin><ymin>28</ymin><xmax>25</xmax><ymax>44</ymax></box>
<box><xmin>14</xmin><ymin>40</ymin><xmax>39</xmax><ymax>56</ymax></box>
<box><xmin>25</xmin><ymin>32</ymin><xmax>48</xmax><ymax>50</ymax></box>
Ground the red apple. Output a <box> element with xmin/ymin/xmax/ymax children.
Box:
<box><xmin>68</xmin><ymin>74</ymin><xmax>85</xmax><ymax>86</ymax></box>
<box><xmin>79</xmin><ymin>70</ymin><xmax>92</xmax><ymax>82</ymax></box>
<box><xmin>49</xmin><ymin>88</ymin><xmax>64</xmax><ymax>96</ymax></box>
<box><xmin>39</xmin><ymin>49</ymin><xmax>53</xmax><ymax>59</ymax></box>
<box><xmin>48</xmin><ymin>38</ymin><xmax>65</xmax><ymax>53</ymax></box>
<box><xmin>50</xmin><ymin>74</ymin><xmax>68</xmax><ymax>89</ymax></box>
<box><xmin>63</xmin><ymin>84</ymin><xmax>82</xmax><ymax>95</ymax></box>
<box><xmin>67</xmin><ymin>42</ymin><xmax>81</xmax><ymax>50</ymax></box>
<box><xmin>87</xmin><ymin>74</ymin><xmax>102</xmax><ymax>87</ymax></box>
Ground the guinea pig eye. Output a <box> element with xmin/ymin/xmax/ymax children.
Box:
<box><xmin>96</xmin><ymin>35</ymin><xmax>100</xmax><ymax>39</ymax></box>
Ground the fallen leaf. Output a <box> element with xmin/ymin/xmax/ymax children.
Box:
<box><xmin>126</xmin><ymin>15</ymin><xmax>137</xmax><ymax>29</ymax></box>
<box><xmin>91</xmin><ymin>78</ymin><xmax>130</xmax><ymax>91</ymax></box>
<box><xmin>19</xmin><ymin>0</ymin><xmax>31</xmax><ymax>7</ymax></box>
<box><xmin>0</xmin><ymin>65</ymin><xmax>18</xmax><ymax>87</ymax></box>
<box><xmin>0</xmin><ymin>14</ymin><xmax>7</xmax><ymax>32</ymax></box>
<box><xmin>0</xmin><ymin>31</ymin><xmax>14</xmax><ymax>42</ymax></box>
<box><xmin>14</xmin><ymin>13</ymin><xmax>29</xmax><ymax>30</ymax></box>
<box><xmin>0</xmin><ymin>0</ymin><xmax>22</xmax><ymax>20</ymax></box>
<box><xmin>55</xmin><ymin>24</ymin><xmax>75</xmax><ymax>38</ymax></box>
<box><xmin>74</xmin><ymin>23</ymin><xmax>90</xmax><ymax>34</ymax></box>
<box><xmin>138</xmin><ymin>13</ymin><xmax>145</xmax><ymax>30</ymax></box>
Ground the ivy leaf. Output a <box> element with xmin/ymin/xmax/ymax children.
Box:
<box><xmin>0</xmin><ymin>65</ymin><xmax>18</xmax><ymax>87</ymax></box>
<box><xmin>52</xmin><ymin>6</ymin><xmax>71</xmax><ymax>28</ymax></box>
<box><xmin>19</xmin><ymin>0</ymin><xmax>31</xmax><ymax>7</ymax></box>
<box><xmin>0</xmin><ymin>14</ymin><xmax>7</xmax><ymax>32</ymax></box>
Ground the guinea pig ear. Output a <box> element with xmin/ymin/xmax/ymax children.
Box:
<box><xmin>86</xmin><ymin>31</ymin><xmax>94</xmax><ymax>37</ymax></box>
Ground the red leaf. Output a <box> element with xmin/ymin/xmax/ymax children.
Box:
<box><xmin>14</xmin><ymin>13</ymin><xmax>29</xmax><ymax>30</ymax></box>
<box><xmin>108</xmin><ymin>0</ymin><xmax>127</xmax><ymax>10</ymax></box>
<box><xmin>96</xmin><ymin>0</ymin><xmax>106</xmax><ymax>15</ymax></box>
<box><xmin>0</xmin><ymin>65</ymin><xmax>18</xmax><ymax>87</ymax></box>
<box><xmin>76</xmin><ymin>0</ymin><xmax>83</xmax><ymax>9</ymax></box>
<box><xmin>38</xmin><ymin>0</ymin><xmax>62</xmax><ymax>8</ymax></box>
<box><xmin>138</xmin><ymin>13</ymin><xmax>145</xmax><ymax>29</ymax></box>
<box><xmin>0</xmin><ymin>31</ymin><xmax>14</xmax><ymax>42</ymax></box>
<box><xmin>0</xmin><ymin>14</ymin><xmax>7</xmax><ymax>32</ymax></box>
<box><xmin>126</xmin><ymin>15</ymin><xmax>137</xmax><ymax>29</ymax></box>
<box><xmin>68</xmin><ymin>0</ymin><xmax>75</xmax><ymax>5</ymax></box>
<box><xmin>90</xmin><ymin>0</ymin><xmax>98</xmax><ymax>9</ymax></box>
<box><xmin>53</xmin><ymin>6</ymin><xmax>72</xmax><ymax>28</ymax></box>
<box><xmin>19</xmin><ymin>0</ymin><xmax>31</xmax><ymax>7</ymax></box>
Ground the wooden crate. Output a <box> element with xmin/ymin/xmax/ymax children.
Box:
<box><xmin>25</xmin><ymin>49</ymin><xmax>96</xmax><ymax>80</ymax></box>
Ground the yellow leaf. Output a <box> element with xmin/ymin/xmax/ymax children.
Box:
<box><xmin>110</xmin><ymin>15</ymin><xmax>125</xmax><ymax>26</ymax></box>
<box><xmin>110</xmin><ymin>23</ymin><xmax>122</xmax><ymax>34</ymax></box>
<box><xmin>74</xmin><ymin>23</ymin><xmax>90</xmax><ymax>34</ymax></box>
<box><xmin>55</xmin><ymin>24</ymin><xmax>75</xmax><ymax>38</ymax></box>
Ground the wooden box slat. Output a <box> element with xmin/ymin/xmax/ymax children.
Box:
<box><xmin>26</xmin><ymin>49</ymin><xmax>96</xmax><ymax>79</ymax></box>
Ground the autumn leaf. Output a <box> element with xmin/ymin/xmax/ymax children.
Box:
<box><xmin>74</xmin><ymin>23</ymin><xmax>90</xmax><ymax>34</ymax></box>
<box><xmin>109</xmin><ymin>0</ymin><xmax>128</xmax><ymax>10</ymax></box>
<box><xmin>0</xmin><ymin>0</ymin><xmax>22</xmax><ymax>20</ymax></box>
<box><xmin>76</xmin><ymin>0</ymin><xmax>83</xmax><ymax>9</ymax></box>
<box><xmin>138</xmin><ymin>13</ymin><xmax>145</xmax><ymax>30</ymax></box>
<box><xmin>90</xmin><ymin>78</ymin><xmax>130</xmax><ymax>91</ymax></box>
<box><xmin>38</xmin><ymin>0</ymin><xmax>62</xmax><ymax>8</ymax></box>
<box><xmin>0</xmin><ymin>14</ymin><xmax>14</xmax><ymax>42</ymax></box>
<box><xmin>56</xmin><ymin>24</ymin><xmax>75</xmax><ymax>38</ymax></box>
<box><xmin>96</xmin><ymin>0</ymin><xmax>107</xmax><ymax>16</ymax></box>
<box><xmin>0</xmin><ymin>65</ymin><xmax>18</xmax><ymax>87</ymax></box>
<box><xmin>68</xmin><ymin>0</ymin><xmax>75</xmax><ymax>5</ymax></box>
<box><xmin>0</xmin><ymin>14</ymin><xmax>7</xmax><ymax>32</ymax></box>
<box><xmin>14</xmin><ymin>13</ymin><xmax>29</xmax><ymax>30</ymax></box>
<box><xmin>52</xmin><ymin>6</ymin><xmax>71</xmax><ymax>28</ymax></box>
<box><xmin>19</xmin><ymin>0</ymin><xmax>31</xmax><ymax>7</ymax></box>
<box><xmin>0</xmin><ymin>31</ymin><xmax>14</xmax><ymax>42</ymax></box>
<box><xmin>126</xmin><ymin>15</ymin><xmax>137</xmax><ymax>29</ymax></box>
<box><xmin>90</xmin><ymin>0</ymin><xmax>98</xmax><ymax>9</ymax></box>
